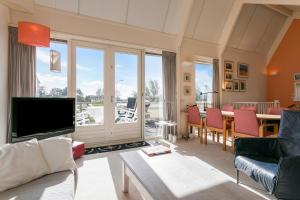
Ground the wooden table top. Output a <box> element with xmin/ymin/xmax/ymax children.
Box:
<box><xmin>198</xmin><ymin>111</ymin><xmax>281</xmax><ymax>120</ymax></box>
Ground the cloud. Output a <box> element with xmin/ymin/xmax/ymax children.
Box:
<box><xmin>77</xmin><ymin>64</ymin><xmax>91</xmax><ymax>72</ymax></box>
<box><xmin>78</xmin><ymin>81</ymin><xmax>104</xmax><ymax>96</ymax></box>
<box><xmin>37</xmin><ymin>73</ymin><xmax>67</xmax><ymax>92</ymax></box>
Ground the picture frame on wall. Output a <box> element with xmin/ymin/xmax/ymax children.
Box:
<box><xmin>239</xmin><ymin>80</ymin><xmax>246</xmax><ymax>92</ymax></box>
<box><xmin>224</xmin><ymin>81</ymin><xmax>233</xmax><ymax>91</ymax></box>
<box><xmin>294</xmin><ymin>73</ymin><xmax>300</xmax><ymax>81</ymax></box>
<box><xmin>183</xmin><ymin>72</ymin><xmax>191</xmax><ymax>82</ymax></box>
<box><xmin>238</xmin><ymin>63</ymin><xmax>249</xmax><ymax>78</ymax></box>
<box><xmin>224</xmin><ymin>61</ymin><xmax>234</xmax><ymax>71</ymax></box>
<box><xmin>224</xmin><ymin>71</ymin><xmax>233</xmax><ymax>81</ymax></box>
<box><xmin>183</xmin><ymin>86</ymin><xmax>191</xmax><ymax>96</ymax></box>
<box><xmin>233</xmin><ymin>80</ymin><xmax>239</xmax><ymax>92</ymax></box>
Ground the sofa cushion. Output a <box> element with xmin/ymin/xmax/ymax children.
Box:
<box><xmin>39</xmin><ymin>137</ymin><xmax>76</xmax><ymax>173</ymax></box>
<box><xmin>235</xmin><ymin>155</ymin><xmax>278</xmax><ymax>193</ymax></box>
<box><xmin>0</xmin><ymin>170</ymin><xmax>75</xmax><ymax>200</ymax></box>
<box><xmin>0</xmin><ymin>139</ymin><xmax>49</xmax><ymax>192</ymax></box>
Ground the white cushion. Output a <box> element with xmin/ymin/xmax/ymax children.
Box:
<box><xmin>0</xmin><ymin>139</ymin><xmax>49</xmax><ymax>192</ymax></box>
<box><xmin>39</xmin><ymin>137</ymin><xmax>76</xmax><ymax>173</ymax></box>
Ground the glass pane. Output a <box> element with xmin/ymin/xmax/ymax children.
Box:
<box><xmin>76</xmin><ymin>47</ymin><xmax>104</xmax><ymax>126</ymax></box>
<box><xmin>114</xmin><ymin>52</ymin><xmax>138</xmax><ymax>124</ymax></box>
<box><xmin>36</xmin><ymin>41</ymin><xmax>68</xmax><ymax>97</ymax></box>
<box><xmin>144</xmin><ymin>54</ymin><xmax>163</xmax><ymax>138</ymax></box>
<box><xmin>195</xmin><ymin>63</ymin><xmax>213</xmax><ymax>110</ymax></box>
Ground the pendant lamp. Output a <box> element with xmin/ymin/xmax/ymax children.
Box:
<box><xmin>18</xmin><ymin>21</ymin><xmax>50</xmax><ymax>47</ymax></box>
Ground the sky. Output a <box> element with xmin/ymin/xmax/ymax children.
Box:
<box><xmin>36</xmin><ymin>42</ymin><xmax>163</xmax><ymax>99</ymax></box>
<box><xmin>195</xmin><ymin>63</ymin><xmax>213</xmax><ymax>102</ymax></box>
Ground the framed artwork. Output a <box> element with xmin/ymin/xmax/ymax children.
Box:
<box><xmin>183</xmin><ymin>86</ymin><xmax>191</xmax><ymax>96</ymax></box>
<box><xmin>239</xmin><ymin>80</ymin><xmax>246</xmax><ymax>92</ymax></box>
<box><xmin>294</xmin><ymin>73</ymin><xmax>300</xmax><ymax>81</ymax></box>
<box><xmin>238</xmin><ymin>63</ymin><xmax>249</xmax><ymax>78</ymax></box>
<box><xmin>224</xmin><ymin>81</ymin><xmax>233</xmax><ymax>91</ymax></box>
<box><xmin>233</xmin><ymin>80</ymin><xmax>239</xmax><ymax>92</ymax></box>
<box><xmin>183</xmin><ymin>72</ymin><xmax>191</xmax><ymax>82</ymax></box>
<box><xmin>224</xmin><ymin>61</ymin><xmax>234</xmax><ymax>71</ymax></box>
<box><xmin>224</xmin><ymin>71</ymin><xmax>233</xmax><ymax>81</ymax></box>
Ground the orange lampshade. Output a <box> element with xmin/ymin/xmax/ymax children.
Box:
<box><xmin>18</xmin><ymin>22</ymin><xmax>50</xmax><ymax>47</ymax></box>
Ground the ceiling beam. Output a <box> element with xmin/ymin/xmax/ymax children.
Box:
<box><xmin>243</xmin><ymin>0</ymin><xmax>300</xmax><ymax>6</ymax></box>
<box><xmin>218</xmin><ymin>0</ymin><xmax>244</xmax><ymax>57</ymax></box>
<box><xmin>175</xmin><ymin>0</ymin><xmax>194</xmax><ymax>50</ymax></box>
<box><xmin>265</xmin><ymin>5</ymin><xmax>293</xmax><ymax>16</ymax></box>
<box><xmin>0</xmin><ymin>0</ymin><xmax>34</xmax><ymax>13</ymax></box>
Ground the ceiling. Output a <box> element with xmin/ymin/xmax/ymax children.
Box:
<box><xmin>35</xmin><ymin>0</ymin><xmax>185</xmax><ymax>34</ymax></box>
<box><xmin>227</xmin><ymin>4</ymin><xmax>287</xmax><ymax>56</ymax></box>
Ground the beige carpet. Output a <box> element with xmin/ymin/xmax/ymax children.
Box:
<box><xmin>75</xmin><ymin>137</ymin><xmax>276</xmax><ymax>200</ymax></box>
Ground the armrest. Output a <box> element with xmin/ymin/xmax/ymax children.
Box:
<box><xmin>275</xmin><ymin>156</ymin><xmax>300</xmax><ymax>199</ymax></box>
<box><xmin>235</xmin><ymin>138</ymin><xmax>281</xmax><ymax>159</ymax></box>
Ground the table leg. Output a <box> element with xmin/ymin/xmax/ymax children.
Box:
<box><xmin>122</xmin><ymin>162</ymin><xmax>129</xmax><ymax>193</ymax></box>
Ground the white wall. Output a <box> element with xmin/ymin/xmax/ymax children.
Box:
<box><xmin>222</xmin><ymin>47</ymin><xmax>267</xmax><ymax>104</ymax></box>
<box><xmin>0</xmin><ymin>4</ymin><xmax>9</xmax><ymax>145</ymax></box>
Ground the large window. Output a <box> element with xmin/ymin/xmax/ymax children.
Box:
<box><xmin>36</xmin><ymin>40</ymin><xmax>68</xmax><ymax>97</ymax></box>
<box><xmin>76</xmin><ymin>47</ymin><xmax>104</xmax><ymax>126</ymax></box>
<box><xmin>195</xmin><ymin>62</ymin><xmax>213</xmax><ymax>110</ymax></box>
<box><xmin>144</xmin><ymin>54</ymin><xmax>164</xmax><ymax>138</ymax></box>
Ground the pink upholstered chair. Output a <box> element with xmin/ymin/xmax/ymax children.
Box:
<box><xmin>204</xmin><ymin>108</ymin><xmax>229</xmax><ymax>151</ymax></box>
<box><xmin>231</xmin><ymin>110</ymin><xmax>279</xmax><ymax>153</ymax></box>
<box><xmin>240</xmin><ymin>106</ymin><xmax>257</xmax><ymax>112</ymax></box>
<box><xmin>267</xmin><ymin>107</ymin><xmax>284</xmax><ymax>115</ymax></box>
<box><xmin>222</xmin><ymin>104</ymin><xmax>234</xmax><ymax>112</ymax></box>
<box><xmin>187</xmin><ymin>105</ymin><xmax>204</xmax><ymax>143</ymax></box>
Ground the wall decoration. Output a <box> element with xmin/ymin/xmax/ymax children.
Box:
<box><xmin>183</xmin><ymin>72</ymin><xmax>191</xmax><ymax>82</ymax></box>
<box><xmin>224</xmin><ymin>81</ymin><xmax>233</xmax><ymax>91</ymax></box>
<box><xmin>224</xmin><ymin>71</ymin><xmax>233</xmax><ymax>81</ymax></box>
<box><xmin>239</xmin><ymin>80</ymin><xmax>246</xmax><ymax>92</ymax></box>
<box><xmin>233</xmin><ymin>80</ymin><xmax>239</xmax><ymax>92</ymax></box>
<box><xmin>183</xmin><ymin>86</ymin><xmax>191</xmax><ymax>96</ymax></box>
<box><xmin>238</xmin><ymin>63</ymin><xmax>249</xmax><ymax>78</ymax></box>
<box><xmin>294</xmin><ymin>73</ymin><xmax>300</xmax><ymax>81</ymax></box>
<box><xmin>224</xmin><ymin>61</ymin><xmax>234</xmax><ymax>71</ymax></box>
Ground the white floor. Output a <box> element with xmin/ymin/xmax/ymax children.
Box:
<box><xmin>74</xmin><ymin>136</ymin><xmax>276</xmax><ymax>200</ymax></box>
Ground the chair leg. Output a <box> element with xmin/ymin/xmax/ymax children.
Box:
<box><xmin>223</xmin><ymin>131</ymin><xmax>226</xmax><ymax>151</ymax></box>
<box><xmin>212</xmin><ymin>131</ymin><xmax>215</xmax><ymax>142</ymax></box>
<box><xmin>204</xmin><ymin>128</ymin><xmax>207</xmax><ymax>144</ymax></box>
<box><xmin>217</xmin><ymin>133</ymin><xmax>220</xmax><ymax>143</ymax></box>
<box><xmin>236</xmin><ymin>170</ymin><xmax>240</xmax><ymax>184</ymax></box>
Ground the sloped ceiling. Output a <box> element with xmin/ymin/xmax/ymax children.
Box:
<box><xmin>35</xmin><ymin>0</ymin><xmax>185</xmax><ymax>34</ymax></box>
<box><xmin>227</xmin><ymin>4</ymin><xmax>287</xmax><ymax>56</ymax></box>
<box><xmin>184</xmin><ymin>0</ymin><xmax>235</xmax><ymax>44</ymax></box>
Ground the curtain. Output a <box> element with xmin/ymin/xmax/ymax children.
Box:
<box><xmin>162</xmin><ymin>51</ymin><xmax>177</xmax><ymax>139</ymax></box>
<box><xmin>212</xmin><ymin>59</ymin><xmax>220</xmax><ymax>108</ymax></box>
<box><xmin>7</xmin><ymin>26</ymin><xmax>36</xmax><ymax>142</ymax></box>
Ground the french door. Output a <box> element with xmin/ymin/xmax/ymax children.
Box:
<box><xmin>72</xmin><ymin>41</ymin><xmax>142</xmax><ymax>145</ymax></box>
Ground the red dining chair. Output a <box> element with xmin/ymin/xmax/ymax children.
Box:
<box><xmin>204</xmin><ymin>108</ymin><xmax>229</xmax><ymax>151</ymax></box>
<box><xmin>231</xmin><ymin>110</ymin><xmax>279</xmax><ymax>153</ymax></box>
<box><xmin>222</xmin><ymin>104</ymin><xmax>234</xmax><ymax>112</ymax></box>
<box><xmin>187</xmin><ymin>105</ymin><xmax>204</xmax><ymax>143</ymax></box>
<box><xmin>267</xmin><ymin>107</ymin><xmax>284</xmax><ymax>115</ymax></box>
<box><xmin>240</xmin><ymin>106</ymin><xmax>257</xmax><ymax>112</ymax></box>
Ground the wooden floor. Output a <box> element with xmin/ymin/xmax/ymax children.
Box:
<box><xmin>75</xmin><ymin>136</ymin><xmax>275</xmax><ymax>200</ymax></box>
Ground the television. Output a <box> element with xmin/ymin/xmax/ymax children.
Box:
<box><xmin>11</xmin><ymin>97</ymin><xmax>75</xmax><ymax>142</ymax></box>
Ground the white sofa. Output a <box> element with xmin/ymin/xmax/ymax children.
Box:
<box><xmin>0</xmin><ymin>138</ymin><xmax>77</xmax><ymax>200</ymax></box>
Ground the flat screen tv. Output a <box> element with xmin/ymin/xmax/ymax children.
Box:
<box><xmin>11</xmin><ymin>97</ymin><xmax>75</xmax><ymax>142</ymax></box>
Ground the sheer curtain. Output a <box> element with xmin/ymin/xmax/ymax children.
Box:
<box><xmin>212</xmin><ymin>59</ymin><xmax>220</xmax><ymax>108</ymax></box>
<box><xmin>162</xmin><ymin>51</ymin><xmax>177</xmax><ymax>139</ymax></box>
<box><xmin>7</xmin><ymin>26</ymin><xmax>36</xmax><ymax>142</ymax></box>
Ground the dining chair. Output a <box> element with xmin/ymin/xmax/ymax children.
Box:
<box><xmin>222</xmin><ymin>104</ymin><xmax>234</xmax><ymax>112</ymax></box>
<box><xmin>231</xmin><ymin>110</ymin><xmax>279</xmax><ymax>153</ymax></box>
<box><xmin>267</xmin><ymin>107</ymin><xmax>284</xmax><ymax>115</ymax></box>
<box><xmin>240</xmin><ymin>106</ymin><xmax>257</xmax><ymax>112</ymax></box>
<box><xmin>187</xmin><ymin>105</ymin><xmax>204</xmax><ymax>143</ymax></box>
<box><xmin>204</xmin><ymin>108</ymin><xmax>229</xmax><ymax>151</ymax></box>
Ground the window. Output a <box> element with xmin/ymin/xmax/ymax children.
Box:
<box><xmin>195</xmin><ymin>62</ymin><xmax>213</xmax><ymax>110</ymax></box>
<box><xmin>295</xmin><ymin>82</ymin><xmax>300</xmax><ymax>101</ymax></box>
<box><xmin>76</xmin><ymin>47</ymin><xmax>104</xmax><ymax>126</ymax></box>
<box><xmin>36</xmin><ymin>40</ymin><xmax>68</xmax><ymax>97</ymax></box>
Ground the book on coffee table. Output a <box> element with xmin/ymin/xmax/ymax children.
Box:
<box><xmin>142</xmin><ymin>145</ymin><xmax>171</xmax><ymax>157</ymax></box>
